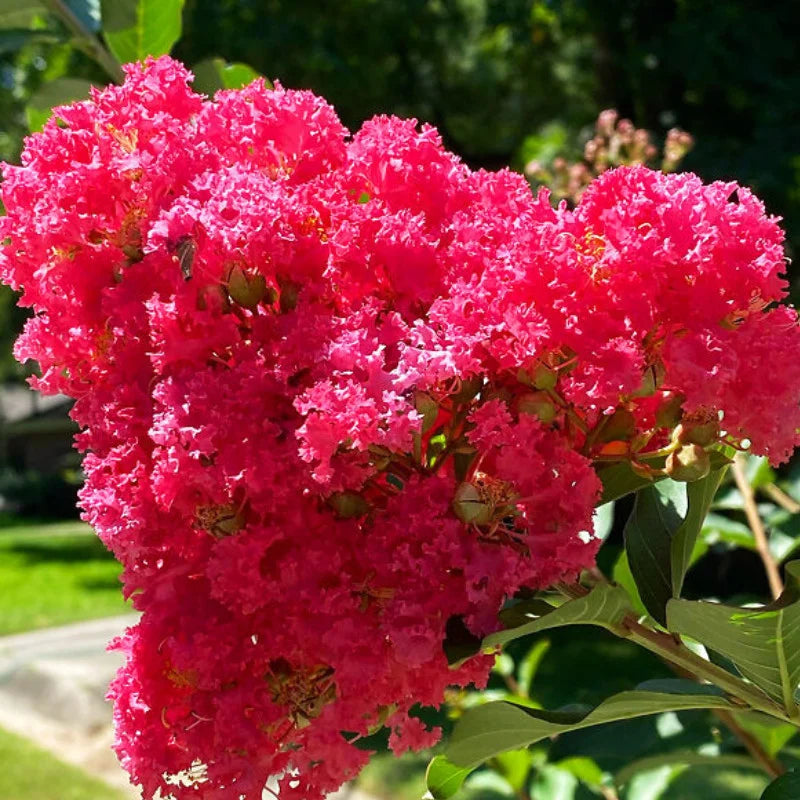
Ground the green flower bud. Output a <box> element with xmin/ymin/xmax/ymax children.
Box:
<box><xmin>329</xmin><ymin>492</ymin><xmax>369</xmax><ymax>518</ymax></box>
<box><xmin>675</xmin><ymin>419</ymin><xmax>720</xmax><ymax>447</ymax></box>
<box><xmin>228</xmin><ymin>264</ymin><xmax>268</xmax><ymax>309</ymax></box>
<box><xmin>452</xmin><ymin>481</ymin><xmax>493</xmax><ymax>526</ymax></box>
<box><xmin>666</xmin><ymin>444</ymin><xmax>711</xmax><ymax>482</ymax></box>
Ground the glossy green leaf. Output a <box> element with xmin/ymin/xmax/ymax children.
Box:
<box><xmin>101</xmin><ymin>0</ymin><xmax>184</xmax><ymax>63</ymax></box>
<box><xmin>483</xmin><ymin>583</ymin><xmax>632</xmax><ymax>649</ymax></box>
<box><xmin>597</xmin><ymin>460</ymin><xmax>659</xmax><ymax>504</ymax></box>
<box><xmin>592</xmin><ymin>501</ymin><xmax>615</xmax><ymax>542</ymax></box>
<box><xmin>760</xmin><ymin>771</ymin><xmax>800</xmax><ymax>799</ymax></box>
<box><xmin>425</xmin><ymin>755</ymin><xmax>473</xmax><ymax>799</ymax></box>
<box><xmin>671</xmin><ymin>468</ymin><xmax>727</xmax><ymax>596</ymax></box>
<box><xmin>518</xmin><ymin>639</ymin><xmax>551</xmax><ymax>699</ymax></box>
<box><xmin>597</xmin><ymin>448</ymin><xmax>731</xmax><ymax>504</ymax></box>
<box><xmin>25</xmin><ymin>77</ymin><xmax>93</xmax><ymax>131</ymax></box>
<box><xmin>667</xmin><ymin>561</ymin><xmax>800</xmax><ymax>712</ymax></box>
<box><xmin>611</xmin><ymin>550</ymin><xmax>649</xmax><ymax>618</ymax></box>
<box><xmin>624</xmin><ymin>470</ymin><xmax>724</xmax><ymax>625</ymax></box>
<box><xmin>623</xmin><ymin>479</ymin><xmax>687</xmax><ymax>625</ymax></box>
<box><xmin>192</xmin><ymin>57</ymin><xmax>263</xmax><ymax>93</ymax></box>
<box><xmin>446</xmin><ymin>681</ymin><xmax>735</xmax><ymax>769</ymax></box>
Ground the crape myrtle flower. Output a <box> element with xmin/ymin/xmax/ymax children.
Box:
<box><xmin>2</xmin><ymin>56</ymin><xmax>799</xmax><ymax>799</ymax></box>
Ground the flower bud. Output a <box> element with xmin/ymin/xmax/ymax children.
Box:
<box><xmin>329</xmin><ymin>492</ymin><xmax>369</xmax><ymax>518</ymax></box>
<box><xmin>228</xmin><ymin>264</ymin><xmax>268</xmax><ymax>309</ymax></box>
<box><xmin>517</xmin><ymin>391</ymin><xmax>557</xmax><ymax>422</ymax></box>
<box><xmin>675</xmin><ymin>419</ymin><xmax>719</xmax><ymax>447</ymax></box>
<box><xmin>452</xmin><ymin>482</ymin><xmax>493</xmax><ymax>526</ymax></box>
<box><xmin>666</xmin><ymin>444</ymin><xmax>711</xmax><ymax>482</ymax></box>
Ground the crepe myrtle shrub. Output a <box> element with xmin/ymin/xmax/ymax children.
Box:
<box><xmin>2</xmin><ymin>57</ymin><xmax>800</xmax><ymax>800</ymax></box>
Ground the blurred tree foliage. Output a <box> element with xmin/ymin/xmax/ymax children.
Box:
<box><xmin>172</xmin><ymin>0</ymin><xmax>800</xmax><ymax>260</ymax></box>
<box><xmin>1</xmin><ymin>0</ymin><xmax>799</xmax><ymax>360</ymax></box>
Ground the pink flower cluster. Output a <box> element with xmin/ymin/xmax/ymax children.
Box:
<box><xmin>2</xmin><ymin>57</ymin><xmax>799</xmax><ymax>799</ymax></box>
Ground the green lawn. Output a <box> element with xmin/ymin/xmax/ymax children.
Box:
<box><xmin>0</xmin><ymin>520</ymin><xmax>129</xmax><ymax>636</ymax></box>
<box><xmin>0</xmin><ymin>726</ymin><xmax>126</xmax><ymax>800</ymax></box>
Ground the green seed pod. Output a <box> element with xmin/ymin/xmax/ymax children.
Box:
<box><xmin>453</xmin><ymin>481</ymin><xmax>493</xmax><ymax>526</ymax></box>
<box><xmin>666</xmin><ymin>444</ymin><xmax>711</xmax><ymax>482</ymax></box>
<box><xmin>676</xmin><ymin>419</ymin><xmax>720</xmax><ymax>447</ymax></box>
<box><xmin>517</xmin><ymin>391</ymin><xmax>557</xmax><ymax>422</ymax></box>
<box><xmin>329</xmin><ymin>491</ymin><xmax>369</xmax><ymax>518</ymax></box>
<box><xmin>228</xmin><ymin>265</ymin><xmax>268</xmax><ymax>309</ymax></box>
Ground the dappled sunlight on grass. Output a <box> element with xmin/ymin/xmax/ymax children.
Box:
<box><xmin>0</xmin><ymin>521</ymin><xmax>129</xmax><ymax>636</ymax></box>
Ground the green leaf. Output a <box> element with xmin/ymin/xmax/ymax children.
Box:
<box><xmin>597</xmin><ymin>449</ymin><xmax>730</xmax><ymax>504</ymax></box>
<box><xmin>518</xmin><ymin>639</ymin><xmax>551</xmax><ymax>699</ymax></box>
<box><xmin>192</xmin><ymin>57</ymin><xmax>263</xmax><ymax>93</ymax></box>
<box><xmin>733</xmin><ymin>712</ymin><xmax>798</xmax><ymax>758</ymax></box>
<box><xmin>491</xmin><ymin>749</ymin><xmax>533</xmax><ymax>793</ymax></box>
<box><xmin>483</xmin><ymin>583</ymin><xmax>632</xmax><ymax>649</ymax></box>
<box><xmin>25</xmin><ymin>77</ymin><xmax>93</xmax><ymax>131</ymax></box>
<box><xmin>445</xmin><ymin>681</ymin><xmax>736</xmax><ymax>769</ymax></box>
<box><xmin>597</xmin><ymin>461</ymin><xmax>658</xmax><ymax>504</ymax></box>
<box><xmin>671</xmin><ymin>468</ymin><xmax>727</xmax><ymax>596</ymax></box>
<box><xmin>592</xmin><ymin>501</ymin><xmax>615</xmax><ymax>542</ymax></box>
<box><xmin>425</xmin><ymin>755</ymin><xmax>473</xmax><ymax>799</ymax></box>
<box><xmin>612</xmin><ymin>550</ymin><xmax>649</xmax><ymax>618</ymax></box>
<box><xmin>624</xmin><ymin>470</ymin><xmax>724</xmax><ymax>625</ymax></box>
<box><xmin>555</xmin><ymin>756</ymin><xmax>605</xmax><ymax>788</ymax></box>
<box><xmin>101</xmin><ymin>0</ymin><xmax>184</xmax><ymax>64</ymax></box>
<box><xmin>760</xmin><ymin>771</ymin><xmax>800</xmax><ymax>799</ymax></box>
<box><xmin>667</xmin><ymin>561</ymin><xmax>800</xmax><ymax>712</ymax></box>
<box><xmin>623</xmin><ymin>480</ymin><xmax>687</xmax><ymax>626</ymax></box>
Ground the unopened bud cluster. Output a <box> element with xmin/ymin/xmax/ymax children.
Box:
<box><xmin>2</xmin><ymin>57</ymin><xmax>799</xmax><ymax>800</ymax></box>
<box><xmin>526</xmin><ymin>108</ymin><xmax>694</xmax><ymax>204</ymax></box>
